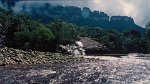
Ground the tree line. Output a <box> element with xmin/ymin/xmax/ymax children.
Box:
<box><xmin>1</xmin><ymin>8</ymin><xmax>150</xmax><ymax>54</ymax></box>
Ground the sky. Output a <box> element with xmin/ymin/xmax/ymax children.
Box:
<box><xmin>1</xmin><ymin>0</ymin><xmax>150</xmax><ymax>27</ymax></box>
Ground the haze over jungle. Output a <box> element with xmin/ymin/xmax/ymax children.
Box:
<box><xmin>1</xmin><ymin>0</ymin><xmax>150</xmax><ymax>27</ymax></box>
<box><xmin>0</xmin><ymin>0</ymin><xmax>147</xmax><ymax>33</ymax></box>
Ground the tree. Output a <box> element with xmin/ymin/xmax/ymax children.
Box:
<box><xmin>13</xmin><ymin>31</ymin><xmax>31</xmax><ymax>50</ymax></box>
<box><xmin>122</xmin><ymin>29</ymin><xmax>142</xmax><ymax>53</ymax></box>
<box><xmin>0</xmin><ymin>8</ymin><xmax>13</xmax><ymax>47</ymax></box>
<box><xmin>143</xmin><ymin>21</ymin><xmax>150</xmax><ymax>53</ymax></box>
<box><xmin>48</xmin><ymin>19</ymin><xmax>79</xmax><ymax>45</ymax></box>
<box><xmin>30</xmin><ymin>24</ymin><xmax>55</xmax><ymax>51</ymax></box>
<box><xmin>6</xmin><ymin>13</ymin><xmax>43</xmax><ymax>47</ymax></box>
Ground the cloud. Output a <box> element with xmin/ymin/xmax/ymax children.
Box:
<box><xmin>1</xmin><ymin>0</ymin><xmax>150</xmax><ymax>27</ymax></box>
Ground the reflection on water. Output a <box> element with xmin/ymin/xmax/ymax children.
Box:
<box><xmin>0</xmin><ymin>56</ymin><xmax>150</xmax><ymax>84</ymax></box>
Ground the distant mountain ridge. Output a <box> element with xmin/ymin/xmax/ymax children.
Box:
<box><xmin>20</xmin><ymin>4</ymin><xmax>145</xmax><ymax>32</ymax></box>
<box><xmin>1</xmin><ymin>1</ymin><xmax>145</xmax><ymax>33</ymax></box>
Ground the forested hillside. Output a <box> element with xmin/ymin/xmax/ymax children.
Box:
<box><xmin>0</xmin><ymin>7</ymin><xmax>150</xmax><ymax>54</ymax></box>
<box><xmin>17</xmin><ymin>4</ymin><xmax>145</xmax><ymax>33</ymax></box>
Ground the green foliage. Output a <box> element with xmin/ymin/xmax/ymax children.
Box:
<box><xmin>144</xmin><ymin>22</ymin><xmax>150</xmax><ymax>53</ymax></box>
<box><xmin>13</xmin><ymin>23</ymin><xmax>55</xmax><ymax>51</ymax></box>
<box><xmin>1</xmin><ymin>7</ymin><xmax>150</xmax><ymax>54</ymax></box>
<box><xmin>2</xmin><ymin>11</ymin><xmax>79</xmax><ymax>52</ymax></box>
<box><xmin>104</xmin><ymin>29</ymin><xmax>123</xmax><ymax>53</ymax></box>
<box><xmin>78</xmin><ymin>28</ymin><xmax>124</xmax><ymax>53</ymax></box>
<box><xmin>13</xmin><ymin>31</ymin><xmax>31</xmax><ymax>49</ymax></box>
<box><xmin>48</xmin><ymin>19</ymin><xmax>79</xmax><ymax>45</ymax></box>
<box><xmin>5</xmin><ymin>13</ymin><xmax>38</xmax><ymax>46</ymax></box>
<box><xmin>0</xmin><ymin>8</ymin><xmax>12</xmax><ymax>29</ymax></box>
<box><xmin>30</xmin><ymin>25</ymin><xmax>55</xmax><ymax>51</ymax></box>
<box><xmin>0</xmin><ymin>8</ymin><xmax>15</xmax><ymax>47</ymax></box>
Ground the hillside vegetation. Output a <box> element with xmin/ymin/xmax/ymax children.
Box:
<box><xmin>21</xmin><ymin>5</ymin><xmax>145</xmax><ymax>33</ymax></box>
<box><xmin>0</xmin><ymin>7</ymin><xmax>150</xmax><ymax>54</ymax></box>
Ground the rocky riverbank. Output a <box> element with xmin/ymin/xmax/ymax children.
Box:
<box><xmin>0</xmin><ymin>47</ymin><xmax>87</xmax><ymax>66</ymax></box>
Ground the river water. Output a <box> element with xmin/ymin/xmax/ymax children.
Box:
<box><xmin>0</xmin><ymin>56</ymin><xmax>150</xmax><ymax>84</ymax></box>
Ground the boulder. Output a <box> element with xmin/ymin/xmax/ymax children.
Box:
<box><xmin>75</xmin><ymin>41</ymin><xmax>83</xmax><ymax>47</ymax></box>
<box><xmin>80</xmin><ymin>37</ymin><xmax>106</xmax><ymax>55</ymax></box>
<box><xmin>59</xmin><ymin>41</ymin><xmax>85</xmax><ymax>56</ymax></box>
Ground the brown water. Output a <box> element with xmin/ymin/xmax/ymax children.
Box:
<box><xmin>0</xmin><ymin>56</ymin><xmax>150</xmax><ymax>84</ymax></box>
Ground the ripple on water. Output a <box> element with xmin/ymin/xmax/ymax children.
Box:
<box><xmin>0</xmin><ymin>56</ymin><xmax>150</xmax><ymax>84</ymax></box>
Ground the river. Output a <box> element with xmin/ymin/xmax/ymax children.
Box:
<box><xmin>0</xmin><ymin>55</ymin><xmax>150</xmax><ymax>84</ymax></box>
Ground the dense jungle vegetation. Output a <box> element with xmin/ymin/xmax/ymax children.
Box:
<box><xmin>1</xmin><ymin>7</ymin><xmax>150</xmax><ymax>54</ymax></box>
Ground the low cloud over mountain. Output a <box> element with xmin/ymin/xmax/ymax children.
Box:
<box><xmin>1</xmin><ymin>0</ymin><xmax>150</xmax><ymax>27</ymax></box>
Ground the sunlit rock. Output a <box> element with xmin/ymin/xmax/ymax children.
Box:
<box><xmin>59</xmin><ymin>41</ymin><xmax>85</xmax><ymax>56</ymax></box>
<box><xmin>128</xmin><ymin>53</ymin><xmax>138</xmax><ymax>57</ymax></box>
<box><xmin>75</xmin><ymin>41</ymin><xmax>83</xmax><ymax>47</ymax></box>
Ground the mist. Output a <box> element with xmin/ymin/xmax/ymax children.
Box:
<box><xmin>1</xmin><ymin>0</ymin><xmax>150</xmax><ymax>27</ymax></box>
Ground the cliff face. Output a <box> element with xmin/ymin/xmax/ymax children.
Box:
<box><xmin>109</xmin><ymin>16</ymin><xmax>135</xmax><ymax>31</ymax></box>
<box><xmin>0</xmin><ymin>1</ymin><xmax>145</xmax><ymax>32</ymax></box>
<box><xmin>22</xmin><ymin>5</ymin><xmax>145</xmax><ymax>33</ymax></box>
<box><xmin>110</xmin><ymin>16</ymin><xmax>134</xmax><ymax>26</ymax></box>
